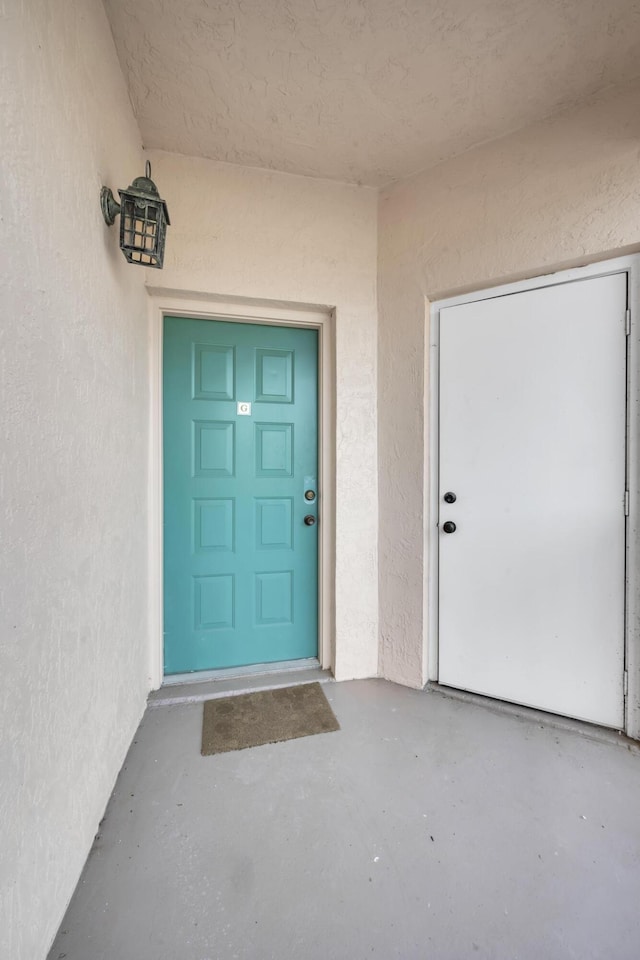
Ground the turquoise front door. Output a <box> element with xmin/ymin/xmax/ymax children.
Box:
<box><xmin>163</xmin><ymin>316</ymin><xmax>319</xmax><ymax>675</ymax></box>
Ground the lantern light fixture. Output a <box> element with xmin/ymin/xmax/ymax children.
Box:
<box><xmin>100</xmin><ymin>161</ymin><xmax>170</xmax><ymax>269</ymax></box>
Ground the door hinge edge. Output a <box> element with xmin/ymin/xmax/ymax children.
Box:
<box><xmin>624</xmin><ymin>491</ymin><xmax>630</xmax><ymax>516</ymax></box>
<box><xmin>624</xmin><ymin>670</ymin><xmax>628</xmax><ymax>697</ymax></box>
<box><xmin>626</xmin><ymin>308</ymin><xmax>631</xmax><ymax>336</ymax></box>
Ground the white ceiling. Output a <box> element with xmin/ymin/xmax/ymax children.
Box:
<box><xmin>103</xmin><ymin>0</ymin><xmax>640</xmax><ymax>186</ymax></box>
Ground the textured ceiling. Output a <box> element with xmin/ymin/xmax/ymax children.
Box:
<box><xmin>103</xmin><ymin>0</ymin><xmax>640</xmax><ymax>186</ymax></box>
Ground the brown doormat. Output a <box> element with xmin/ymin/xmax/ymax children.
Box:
<box><xmin>201</xmin><ymin>682</ymin><xmax>340</xmax><ymax>755</ymax></box>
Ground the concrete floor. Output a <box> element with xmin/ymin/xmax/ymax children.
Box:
<box><xmin>49</xmin><ymin>680</ymin><xmax>640</xmax><ymax>960</ymax></box>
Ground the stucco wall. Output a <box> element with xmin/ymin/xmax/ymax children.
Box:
<box><xmin>147</xmin><ymin>150</ymin><xmax>379</xmax><ymax>681</ymax></box>
<box><xmin>377</xmin><ymin>79</ymin><xmax>640</xmax><ymax>687</ymax></box>
<box><xmin>1</xmin><ymin>3</ymin><xmax>150</xmax><ymax>957</ymax></box>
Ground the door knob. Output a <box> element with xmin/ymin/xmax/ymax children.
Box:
<box><xmin>443</xmin><ymin>492</ymin><xmax>457</xmax><ymax>504</ymax></box>
<box><xmin>443</xmin><ymin>521</ymin><xmax>457</xmax><ymax>534</ymax></box>
<box><xmin>304</xmin><ymin>515</ymin><xmax>316</xmax><ymax>526</ymax></box>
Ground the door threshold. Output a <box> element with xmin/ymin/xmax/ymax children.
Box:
<box><xmin>162</xmin><ymin>657</ymin><xmax>321</xmax><ymax>687</ymax></box>
<box><xmin>150</xmin><ymin>659</ymin><xmax>331</xmax><ymax>707</ymax></box>
<box><xmin>426</xmin><ymin>682</ymin><xmax>639</xmax><ymax>752</ymax></box>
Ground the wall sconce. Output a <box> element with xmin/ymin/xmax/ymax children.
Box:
<box><xmin>100</xmin><ymin>161</ymin><xmax>170</xmax><ymax>269</ymax></box>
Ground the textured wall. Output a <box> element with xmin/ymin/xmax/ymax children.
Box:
<box><xmin>0</xmin><ymin>2</ymin><xmax>150</xmax><ymax>957</ymax></box>
<box><xmin>377</xmin><ymin>80</ymin><xmax>640</xmax><ymax>687</ymax></box>
<box><xmin>147</xmin><ymin>150</ymin><xmax>379</xmax><ymax>681</ymax></box>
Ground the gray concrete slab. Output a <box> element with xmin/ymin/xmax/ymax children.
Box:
<box><xmin>48</xmin><ymin>680</ymin><xmax>640</xmax><ymax>960</ymax></box>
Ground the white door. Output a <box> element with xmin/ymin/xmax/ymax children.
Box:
<box><xmin>438</xmin><ymin>273</ymin><xmax>627</xmax><ymax>728</ymax></box>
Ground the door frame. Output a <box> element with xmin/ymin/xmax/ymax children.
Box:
<box><xmin>147</xmin><ymin>290</ymin><xmax>335</xmax><ymax>689</ymax></box>
<box><xmin>427</xmin><ymin>254</ymin><xmax>640</xmax><ymax>739</ymax></box>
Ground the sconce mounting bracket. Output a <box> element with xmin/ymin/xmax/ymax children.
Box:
<box><xmin>100</xmin><ymin>186</ymin><xmax>121</xmax><ymax>226</ymax></box>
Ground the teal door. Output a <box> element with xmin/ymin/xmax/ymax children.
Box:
<box><xmin>163</xmin><ymin>317</ymin><xmax>319</xmax><ymax>674</ymax></box>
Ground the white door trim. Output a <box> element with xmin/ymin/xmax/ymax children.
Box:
<box><xmin>428</xmin><ymin>254</ymin><xmax>640</xmax><ymax>739</ymax></box>
<box><xmin>147</xmin><ymin>290</ymin><xmax>335</xmax><ymax>690</ymax></box>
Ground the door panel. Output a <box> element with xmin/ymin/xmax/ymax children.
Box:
<box><xmin>163</xmin><ymin>317</ymin><xmax>318</xmax><ymax>674</ymax></box>
<box><xmin>438</xmin><ymin>274</ymin><xmax>627</xmax><ymax>728</ymax></box>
